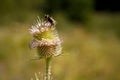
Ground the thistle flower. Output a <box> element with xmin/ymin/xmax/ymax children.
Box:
<box><xmin>29</xmin><ymin>15</ymin><xmax>62</xmax><ymax>58</ymax></box>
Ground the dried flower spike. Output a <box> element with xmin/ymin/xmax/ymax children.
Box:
<box><xmin>29</xmin><ymin>15</ymin><xmax>62</xmax><ymax>58</ymax></box>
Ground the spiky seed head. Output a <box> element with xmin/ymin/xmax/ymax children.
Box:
<box><xmin>29</xmin><ymin>15</ymin><xmax>62</xmax><ymax>58</ymax></box>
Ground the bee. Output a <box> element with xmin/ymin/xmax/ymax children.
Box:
<box><xmin>44</xmin><ymin>15</ymin><xmax>56</xmax><ymax>26</ymax></box>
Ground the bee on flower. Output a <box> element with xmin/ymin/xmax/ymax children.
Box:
<box><xmin>29</xmin><ymin>15</ymin><xmax>62</xmax><ymax>58</ymax></box>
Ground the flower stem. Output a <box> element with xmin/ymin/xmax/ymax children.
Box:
<box><xmin>45</xmin><ymin>57</ymin><xmax>52</xmax><ymax>80</ymax></box>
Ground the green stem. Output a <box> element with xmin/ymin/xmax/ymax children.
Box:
<box><xmin>45</xmin><ymin>57</ymin><xmax>52</xmax><ymax>80</ymax></box>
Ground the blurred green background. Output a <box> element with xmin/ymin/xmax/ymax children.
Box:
<box><xmin>0</xmin><ymin>0</ymin><xmax>120</xmax><ymax>80</ymax></box>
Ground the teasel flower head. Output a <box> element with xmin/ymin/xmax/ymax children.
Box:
<box><xmin>29</xmin><ymin>15</ymin><xmax>62</xmax><ymax>58</ymax></box>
